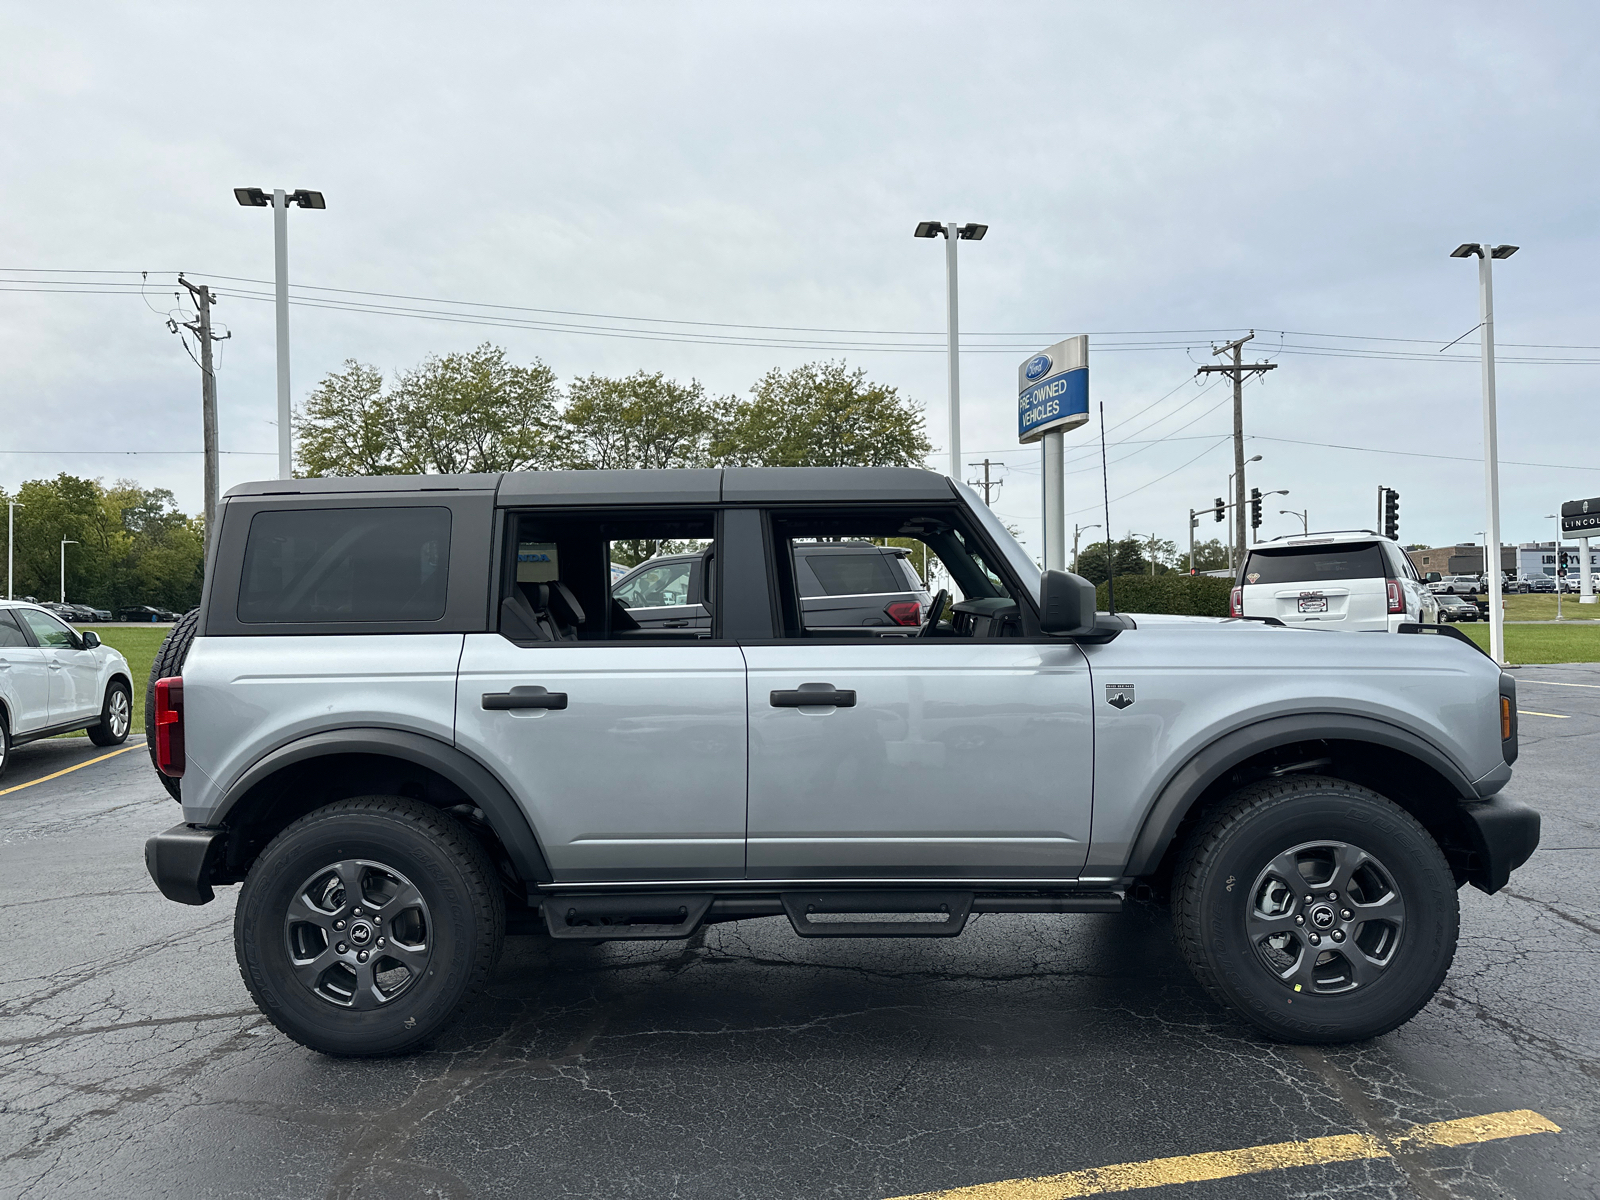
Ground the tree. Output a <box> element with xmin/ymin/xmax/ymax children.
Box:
<box><xmin>712</xmin><ymin>361</ymin><xmax>932</xmax><ymax>468</ymax></box>
<box><xmin>561</xmin><ymin>371</ymin><xmax>719</xmax><ymax>470</ymax></box>
<box><xmin>1190</xmin><ymin>537</ymin><xmax>1231</xmax><ymax>572</ymax></box>
<box><xmin>295</xmin><ymin>345</ymin><xmax>561</xmax><ymax>477</ymax></box>
<box><xmin>1075</xmin><ymin>535</ymin><xmax>1150</xmax><ymax>585</ymax></box>
<box><xmin>295</xmin><ymin>361</ymin><xmax>397</xmax><ymax>476</ymax></box>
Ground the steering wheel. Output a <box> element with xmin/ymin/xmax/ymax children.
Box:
<box><xmin>920</xmin><ymin>590</ymin><xmax>948</xmax><ymax>639</ymax></box>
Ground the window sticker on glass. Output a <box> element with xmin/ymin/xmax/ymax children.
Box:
<box><xmin>517</xmin><ymin>542</ymin><xmax>559</xmax><ymax>583</ymax></box>
<box><xmin>1247</xmin><ymin>573</ymin><xmax>1261</xmax><ymax>583</ymax></box>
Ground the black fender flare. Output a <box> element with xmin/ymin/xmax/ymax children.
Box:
<box><xmin>1123</xmin><ymin>712</ymin><xmax>1478</xmax><ymax>877</ymax></box>
<box><xmin>213</xmin><ymin>727</ymin><xmax>551</xmax><ymax>884</ymax></box>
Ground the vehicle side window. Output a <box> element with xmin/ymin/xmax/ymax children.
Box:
<box><xmin>0</xmin><ymin>610</ymin><xmax>31</xmax><ymax>647</ymax></box>
<box><xmin>237</xmin><ymin>507</ymin><xmax>451</xmax><ymax>623</ymax></box>
<box><xmin>499</xmin><ymin>510</ymin><xmax>714</xmax><ymax>643</ymax></box>
<box><xmin>614</xmin><ymin>560</ymin><xmax>694</xmax><ymax>609</ymax></box>
<box><xmin>18</xmin><ymin>608</ymin><xmax>76</xmax><ymax>648</ymax></box>
<box><xmin>769</xmin><ymin>507</ymin><xmax>1021</xmax><ymax>639</ymax></box>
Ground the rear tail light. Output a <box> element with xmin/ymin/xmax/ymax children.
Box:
<box><xmin>1386</xmin><ymin>579</ymin><xmax>1405</xmax><ymax>614</ymax></box>
<box><xmin>154</xmin><ymin>677</ymin><xmax>185</xmax><ymax>777</ymax></box>
<box><xmin>884</xmin><ymin>600</ymin><xmax>923</xmax><ymax>627</ymax></box>
<box><xmin>1229</xmin><ymin>586</ymin><xmax>1243</xmax><ymax>617</ymax></box>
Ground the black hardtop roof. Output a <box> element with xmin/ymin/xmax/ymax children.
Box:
<box><xmin>225</xmin><ymin>466</ymin><xmax>957</xmax><ymax>505</ymax></box>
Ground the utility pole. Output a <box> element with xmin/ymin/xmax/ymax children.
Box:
<box><xmin>967</xmin><ymin>458</ymin><xmax>1004</xmax><ymax>506</ymax></box>
<box><xmin>177</xmin><ymin>277</ymin><xmax>230</xmax><ymax>559</ymax></box>
<box><xmin>1198</xmin><ymin>332</ymin><xmax>1277</xmax><ymax>566</ymax></box>
<box><xmin>1144</xmin><ymin>532</ymin><xmax>1161</xmax><ymax>576</ymax></box>
<box><xmin>60</xmin><ymin>539</ymin><xmax>78</xmax><ymax>604</ymax></box>
<box><xmin>1072</xmin><ymin>522</ymin><xmax>1101</xmax><ymax>576</ymax></box>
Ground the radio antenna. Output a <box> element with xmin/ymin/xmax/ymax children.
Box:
<box><xmin>1100</xmin><ymin>400</ymin><xmax>1115</xmax><ymax>616</ymax></box>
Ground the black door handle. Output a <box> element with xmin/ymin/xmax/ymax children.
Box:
<box><xmin>770</xmin><ymin>685</ymin><xmax>856</xmax><ymax>708</ymax></box>
<box><xmin>482</xmin><ymin>687</ymin><xmax>568</xmax><ymax>711</ymax></box>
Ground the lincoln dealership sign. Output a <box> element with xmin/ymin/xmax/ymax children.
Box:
<box><xmin>1018</xmin><ymin>335</ymin><xmax>1089</xmax><ymax>443</ymax></box>
<box><xmin>1561</xmin><ymin>497</ymin><xmax>1600</xmax><ymax>537</ymax></box>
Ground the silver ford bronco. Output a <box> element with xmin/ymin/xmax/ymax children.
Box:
<box><xmin>142</xmin><ymin>467</ymin><xmax>1537</xmax><ymax>1056</ymax></box>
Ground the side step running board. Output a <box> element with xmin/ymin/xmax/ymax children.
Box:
<box><xmin>783</xmin><ymin>890</ymin><xmax>973</xmax><ymax>938</ymax></box>
<box><xmin>542</xmin><ymin>893</ymin><xmax>713</xmax><ymax>939</ymax></box>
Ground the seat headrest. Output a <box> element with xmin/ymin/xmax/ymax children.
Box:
<box><xmin>538</xmin><ymin>581</ymin><xmax>586</xmax><ymax>627</ymax></box>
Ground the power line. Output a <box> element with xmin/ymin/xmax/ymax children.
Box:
<box><xmin>1253</xmin><ymin>435</ymin><xmax>1600</xmax><ymax>472</ymax></box>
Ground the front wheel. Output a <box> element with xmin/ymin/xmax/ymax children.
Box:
<box><xmin>1173</xmin><ymin>775</ymin><xmax>1458</xmax><ymax>1043</ymax></box>
<box><xmin>88</xmin><ymin>680</ymin><xmax>132</xmax><ymax>746</ymax></box>
<box><xmin>235</xmin><ymin>796</ymin><xmax>505</xmax><ymax>1056</ymax></box>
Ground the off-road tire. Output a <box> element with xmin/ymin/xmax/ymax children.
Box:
<box><xmin>1173</xmin><ymin>774</ymin><xmax>1458</xmax><ymax>1044</ymax></box>
<box><xmin>88</xmin><ymin>679</ymin><xmax>132</xmax><ymax>746</ymax></box>
<box><xmin>144</xmin><ymin>607</ymin><xmax>199</xmax><ymax>800</ymax></box>
<box><xmin>235</xmin><ymin>795</ymin><xmax>505</xmax><ymax>1057</ymax></box>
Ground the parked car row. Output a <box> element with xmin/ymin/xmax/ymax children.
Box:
<box><xmin>10</xmin><ymin>597</ymin><xmax>179</xmax><ymax>622</ymax></box>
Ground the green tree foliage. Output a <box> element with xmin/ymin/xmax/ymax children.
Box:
<box><xmin>1095</xmin><ymin>573</ymin><xmax>1233</xmax><ymax>617</ymax></box>
<box><xmin>1074</xmin><ymin>536</ymin><xmax>1149</xmax><ymax>584</ymax></box>
<box><xmin>0</xmin><ymin>474</ymin><xmax>203</xmax><ymax>612</ymax></box>
<box><xmin>294</xmin><ymin>344</ymin><xmax>562</xmax><ymax>476</ymax></box>
<box><xmin>561</xmin><ymin>371</ymin><xmax>719</xmax><ymax>470</ymax></box>
<box><xmin>1191</xmin><ymin>537</ymin><xmax>1231</xmax><ymax>572</ymax></box>
<box><xmin>711</xmin><ymin>361</ymin><xmax>932</xmax><ymax>468</ymax></box>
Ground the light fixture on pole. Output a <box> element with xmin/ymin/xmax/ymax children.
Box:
<box><xmin>1073</xmin><ymin>522</ymin><xmax>1101</xmax><ymax>576</ymax></box>
<box><xmin>1280</xmin><ymin>509</ymin><xmax>1309</xmax><ymax>536</ymax></box>
<box><xmin>1451</xmin><ymin>241</ymin><xmax>1516</xmax><ymax>664</ymax></box>
<box><xmin>6</xmin><ymin>500</ymin><xmax>21</xmax><ymax>600</ymax></box>
<box><xmin>236</xmin><ymin>187</ymin><xmax>326</xmax><ymax>480</ymax></box>
<box><xmin>60</xmin><ymin>539</ymin><xmax>78</xmax><ymax>605</ymax></box>
<box><xmin>915</xmin><ymin>220</ymin><xmax>987</xmax><ymax>479</ymax></box>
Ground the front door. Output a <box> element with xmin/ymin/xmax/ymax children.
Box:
<box><xmin>743</xmin><ymin>641</ymin><xmax>1094</xmax><ymax>879</ymax></box>
<box><xmin>17</xmin><ymin>608</ymin><xmax>99</xmax><ymax>724</ymax></box>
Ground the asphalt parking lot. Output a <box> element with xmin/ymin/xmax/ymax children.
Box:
<box><xmin>2</xmin><ymin>670</ymin><xmax>1596</xmax><ymax>1200</ymax></box>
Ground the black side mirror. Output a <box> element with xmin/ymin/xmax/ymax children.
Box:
<box><xmin>80</xmin><ymin>630</ymin><xmax>101</xmax><ymax>649</ymax></box>
<box><xmin>1039</xmin><ymin>570</ymin><xmax>1098</xmax><ymax>635</ymax></box>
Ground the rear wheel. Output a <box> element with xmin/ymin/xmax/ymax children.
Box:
<box><xmin>1174</xmin><ymin>775</ymin><xmax>1458</xmax><ymax>1043</ymax></box>
<box><xmin>235</xmin><ymin>795</ymin><xmax>504</xmax><ymax>1056</ymax></box>
<box><xmin>0</xmin><ymin>711</ymin><xmax>10</xmax><ymax>781</ymax></box>
<box><xmin>143</xmin><ymin>608</ymin><xmax>199</xmax><ymax>800</ymax></box>
<box><xmin>88</xmin><ymin>680</ymin><xmax>131</xmax><ymax>746</ymax></box>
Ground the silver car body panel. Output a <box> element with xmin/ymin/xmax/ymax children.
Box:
<box><xmin>0</xmin><ymin>601</ymin><xmax>129</xmax><ymax>735</ymax></box>
<box><xmin>742</xmin><ymin>640</ymin><xmax>1093</xmax><ymax>878</ymax></box>
<box><xmin>454</xmin><ymin>637</ymin><xmax>748</xmax><ymax>881</ymax></box>
<box><xmin>1076</xmin><ymin>615</ymin><xmax>1504</xmax><ymax>873</ymax></box>
<box><xmin>179</xmin><ymin>633</ymin><xmax>465</xmax><ymax>823</ymax></box>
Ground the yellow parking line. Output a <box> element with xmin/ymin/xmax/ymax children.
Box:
<box><xmin>1519</xmin><ymin>710</ymin><xmax>1571</xmax><ymax>719</ymax></box>
<box><xmin>0</xmin><ymin>744</ymin><xmax>142</xmax><ymax>796</ymax></box>
<box><xmin>884</xmin><ymin>1109</ymin><xmax>1560</xmax><ymax>1200</ymax></box>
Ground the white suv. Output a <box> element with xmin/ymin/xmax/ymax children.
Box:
<box><xmin>1232</xmin><ymin>531</ymin><xmax>1439</xmax><ymax>632</ymax></box>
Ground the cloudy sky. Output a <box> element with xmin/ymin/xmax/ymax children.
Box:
<box><xmin>2</xmin><ymin>2</ymin><xmax>1596</xmax><ymax>561</ymax></box>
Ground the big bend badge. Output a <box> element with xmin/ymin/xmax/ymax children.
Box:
<box><xmin>1105</xmin><ymin>684</ymin><xmax>1135</xmax><ymax>710</ymax></box>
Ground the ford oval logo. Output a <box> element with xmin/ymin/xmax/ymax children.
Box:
<box><xmin>1024</xmin><ymin>354</ymin><xmax>1052</xmax><ymax>381</ymax></box>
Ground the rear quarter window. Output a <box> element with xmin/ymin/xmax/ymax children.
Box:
<box><xmin>238</xmin><ymin>506</ymin><xmax>451</xmax><ymax>623</ymax></box>
<box><xmin>801</xmin><ymin>551</ymin><xmax>902</xmax><ymax>597</ymax></box>
<box><xmin>1243</xmin><ymin>544</ymin><xmax>1387</xmax><ymax>586</ymax></box>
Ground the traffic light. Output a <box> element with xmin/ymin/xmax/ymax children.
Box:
<box><xmin>1382</xmin><ymin>488</ymin><xmax>1400</xmax><ymax>541</ymax></box>
<box><xmin>1558</xmin><ymin>550</ymin><xmax>1569</xmax><ymax>577</ymax></box>
<box><xmin>1249</xmin><ymin>487</ymin><xmax>1263</xmax><ymax>531</ymax></box>
<box><xmin>1213</xmin><ymin>497</ymin><xmax>1225</xmax><ymax>523</ymax></box>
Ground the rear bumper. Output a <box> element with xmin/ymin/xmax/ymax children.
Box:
<box><xmin>144</xmin><ymin>823</ymin><xmax>228</xmax><ymax>905</ymax></box>
<box><xmin>1457</xmin><ymin>795</ymin><xmax>1540</xmax><ymax>894</ymax></box>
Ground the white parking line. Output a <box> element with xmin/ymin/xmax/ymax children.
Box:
<box><xmin>1520</xmin><ymin>679</ymin><xmax>1600</xmax><ymax>688</ymax></box>
<box><xmin>1519</xmin><ymin>710</ymin><xmax>1571</xmax><ymax>719</ymax></box>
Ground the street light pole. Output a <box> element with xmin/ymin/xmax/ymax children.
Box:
<box><xmin>1072</xmin><ymin>522</ymin><xmax>1100</xmax><ymax>575</ymax></box>
<box><xmin>1280</xmin><ymin>509</ymin><xmax>1309</xmax><ymax>536</ymax></box>
<box><xmin>1547</xmin><ymin>515</ymin><xmax>1563</xmax><ymax>621</ymax></box>
<box><xmin>6</xmin><ymin>500</ymin><xmax>21</xmax><ymax>600</ymax></box>
<box><xmin>60</xmin><ymin>539</ymin><xmax>77</xmax><ymax>604</ymax></box>
<box><xmin>915</xmin><ymin>220</ymin><xmax>987</xmax><ymax>479</ymax></box>
<box><xmin>1452</xmin><ymin>241</ymin><xmax>1516</xmax><ymax>665</ymax></box>
<box><xmin>237</xmin><ymin>187</ymin><xmax>326</xmax><ymax>480</ymax></box>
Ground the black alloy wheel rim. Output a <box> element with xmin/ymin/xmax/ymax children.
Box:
<box><xmin>283</xmin><ymin>859</ymin><xmax>433</xmax><ymax>1009</ymax></box>
<box><xmin>1246</xmin><ymin>840</ymin><xmax>1406</xmax><ymax>995</ymax></box>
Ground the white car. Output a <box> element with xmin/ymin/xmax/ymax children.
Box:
<box><xmin>1427</xmin><ymin>574</ymin><xmax>1483</xmax><ymax>596</ymax></box>
<box><xmin>1232</xmin><ymin>531</ymin><xmax>1439</xmax><ymax>631</ymax></box>
<box><xmin>0</xmin><ymin>600</ymin><xmax>134</xmax><ymax>778</ymax></box>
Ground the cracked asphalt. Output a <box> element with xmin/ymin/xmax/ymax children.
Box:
<box><xmin>2</xmin><ymin>668</ymin><xmax>1597</xmax><ymax>1200</ymax></box>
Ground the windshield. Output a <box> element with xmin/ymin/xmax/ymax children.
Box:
<box><xmin>1242</xmin><ymin>543</ymin><xmax>1387</xmax><ymax>586</ymax></box>
<box><xmin>951</xmin><ymin>479</ymin><xmax>1040</xmax><ymax>603</ymax></box>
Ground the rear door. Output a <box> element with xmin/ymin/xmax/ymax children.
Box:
<box><xmin>455</xmin><ymin>507</ymin><xmax>746</xmax><ymax>882</ymax></box>
<box><xmin>0</xmin><ymin>609</ymin><xmax>51</xmax><ymax>733</ymax></box>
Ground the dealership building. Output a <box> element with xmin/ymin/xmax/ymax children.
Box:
<box><xmin>1407</xmin><ymin>542</ymin><xmax>1600</xmax><ymax>580</ymax></box>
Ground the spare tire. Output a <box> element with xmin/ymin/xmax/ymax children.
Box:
<box><xmin>145</xmin><ymin>607</ymin><xmax>200</xmax><ymax>802</ymax></box>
